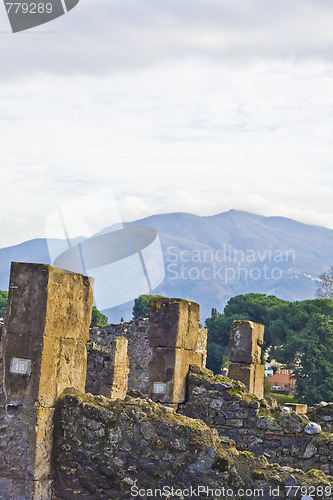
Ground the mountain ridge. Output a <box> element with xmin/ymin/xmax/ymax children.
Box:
<box><xmin>0</xmin><ymin>210</ymin><xmax>331</xmax><ymax>320</ymax></box>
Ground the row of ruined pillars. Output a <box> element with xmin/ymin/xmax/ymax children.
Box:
<box><xmin>0</xmin><ymin>262</ymin><xmax>265</xmax><ymax>499</ymax></box>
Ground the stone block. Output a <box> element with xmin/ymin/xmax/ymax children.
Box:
<box><xmin>56</xmin><ymin>339</ymin><xmax>88</xmax><ymax>400</ymax></box>
<box><xmin>197</xmin><ymin>328</ymin><xmax>208</xmax><ymax>351</ymax></box>
<box><xmin>229</xmin><ymin>363</ymin><xmax>255</xmax><ymax>393</ymax></box>
<box><xmin>2</xmin><ymin>332</ymin><xmax>44</xmax><ymax>405</ymax></box>
<box><xmin>190</xmin><ymin>350</ymin><xmax>206</xmax><ymax>369</ymax></box>
<box><xmin>34</xmin><ymin>408</ymin><xmax>55</xmax><ymax>481</ymax></box>
<box><xmin>195</xmin><ymin>328</ymin><xmax>207</xmax><ymax>368</ymax></box>
<box><xmin>3</xmin><ymin>263</ymin><xmax>94</xmax><ymax>409</ymax></box>
<box><xmin>43</xmin><ymin>266</ymin><xmax>93</xmax><ymax>341</ymax></box>
<box><xmin>4</xmin><ymin>262</ymin><xmax>50</xmax><ymax>337</ymax></box>
<box><xmin>148</xmin><ymin>297</ymin><xmax>199</xmax><ymax>350</ymax></box>
<box><xmin>229</xmin><ymin>321</ymin><xmax>264</xmax><ymax>364</ymax></box>
<box><xmin>5</xmin><ymin>263</ymin><xmax>93</xmax><ymax>342</ymax></box>
<box><xmin>109</xmin><ymin>337</ymin><xmax>129</xmax><ymax>400</ymax></box>
<box><xmin>284</xmin><ymin>403</ymin><xmax>308</xmax><ymax>414</ymax></box>
<box><xmin>148</xmin><ymin>347</ymin><xmax>192</xmax><ymax>403</ymax></box>
<box><xmin>228</xmin><ymin>362</ymin><xmax>264</xmax><ymax>399</ymax></box>
<box><xmin>254</xmin><ymin>364</ymin><xmax>264</xmax><ymax>400</ymax></box>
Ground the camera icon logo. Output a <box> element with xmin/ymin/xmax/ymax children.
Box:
<box><xmin>3</xmin><ymin>0</ymin><xmax>79</xmax><ymax>33</ymax></box>
<box><xmin>45</xmin><ymin>190</ymin><xmax>165</xmax><ymax>312</ymax></box>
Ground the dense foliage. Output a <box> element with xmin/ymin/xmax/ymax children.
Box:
<box><xmin>293</xmin><ymin>314</ymin><xmax>333</xmax><ymax>404</ymax></box>
<box><xmin>205</xmin><ymin>293</ymin><xmax>333</xmax><ymax>405</ymax></box>
<box><xmin>132</xmin><ymin>294</ymin><xmax>164</xmax><ymax>319</ymax></box>
<box><xmin>0</xmin><ymin>290</ymin><xmax>8</xmax><ymax>318</ymax></box>
<box><xmin>90</xmin><ymin>306</ymin><xmax>108</xmax><ymax>327</ymax></box>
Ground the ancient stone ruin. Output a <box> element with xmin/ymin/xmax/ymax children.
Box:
<box><xmin>148</xmin><ymin>297</ymin><xmax>206</xmax><ymax>404</ymax></box>
<box><xmin>0</xmin><ymin>262</ymin><xmax>332</xmax><ymax>499</ymax></box>
<box><xmin>228</xmin><ymin>320</ymin><xmax>265</xmax><ymax>399</ymax></box>
<box><xmin>0</xmin><ymin>262</ymin><xmax>93</xmax><ymax>499</ymax></box>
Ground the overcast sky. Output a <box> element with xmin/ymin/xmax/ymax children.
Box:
<box><xmin>0</xmin><ymin>0</ymin><xmax>333</xmax><ymax>247</ymax></box>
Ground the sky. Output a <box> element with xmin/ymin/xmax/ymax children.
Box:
<box><xmin>0</xmin><ymin>0</ymin><xmax>333</xmax><ymax>247</ymax></box>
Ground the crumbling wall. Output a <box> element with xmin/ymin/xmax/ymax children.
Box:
<box><xmin>179</xmin><ymin>365</ymin><xmax>333</xmax><ymax>475</ymax></box>
<box><xmin>88</xmin><ymin>318</ymin><xmax>151</xmax><ymax>395</ymax></box>
<box><xmin>87</xmin><ymin>316</ymin><xmax>207</xmax><ymax>397</ymax></box>
<box><xmin>52</xmin><ymin>388</ymin><xmax>333</xmax><ymax>500</ymax></box>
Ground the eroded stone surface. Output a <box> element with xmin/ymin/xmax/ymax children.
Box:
<box><xmin>53</xmin><ymin>388</ymin><xmax>333</xmax><ymax>500</ymax></box>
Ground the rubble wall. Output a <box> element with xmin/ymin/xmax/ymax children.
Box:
<box><xmin>53</xmin><ymin>388</ymin><xmax>333</xmax><ymax>500</ymax></box>
<box><xmin>178</xmin><ymin>365</ymin><xmax>333</xmax><ymax>475</ymax></box>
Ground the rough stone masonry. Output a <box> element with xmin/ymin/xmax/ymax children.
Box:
<box><xmin>0</xmin><ymin>262</ymin><xmax>94</xmax><ymax>500</ymax></box>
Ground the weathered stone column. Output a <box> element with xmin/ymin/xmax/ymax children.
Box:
<box><xmin>228</xmin><ymin>320</ymin><xmax>265</xmax><ymax>399</ymax></box>
<box><xmin>86</xmin><ymin>336</ymin><xmax>129</xmax><ymax>400</ymax></box>
<box><xmin>0</xmin><ymin>262</ymin><xmax>94</xmax><ymax>500</ymax></box>
<box><xmin>148</xmin><ymin>297</ymin><xmax>202</xmax><ymax>404</ymax></box>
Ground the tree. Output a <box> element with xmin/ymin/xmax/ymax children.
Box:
<box><xmin>90</xmin><ymin>306</ymin><xmax>108</xmax><ymax>327</ymax></box>
<box><xmin>293</xmin><ymin>314</ymin><xmax>333</xmax><ymax>404</ymax></box>
<box><xmin>0</xmin><ymin>290</ymin><xmax>8</xmax><ymax>318</ymax></box>
<box><xmin>316</xmin><ymin>266</ymin><xmax>333</xmax><ymax>300</ymax></box>
<box><xmin>205</xmin><ymin>293</ymin><xmax>333</xmax><ymax>379</ymax></box>
<box><xmin>132</xmin><ymin>294</ymin><xmax>164</xmax><ymax>320</ymax></box>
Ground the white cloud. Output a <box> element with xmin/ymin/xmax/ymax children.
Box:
<box><xmin>0</xmin><ymin>2</ymin><xmax>332</xmax><ymax>246</ymax></box>
<box><xmin>1</xmin><ymin>0</ymin><xmax>333</xmax><ymax>79</ymax></box>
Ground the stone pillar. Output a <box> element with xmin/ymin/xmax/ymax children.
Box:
<box><xmin>189</xmin><ymin>327</ymin><xmax>207</xmax><ymax>369</ymax></box>
<box><xmin>86</xmin><ymin>336</ymin><xmax>129</xmax><ymax>400</ymax></box>
<box><xmin>228</xmin><ymin>320</ymin><xmax>265</xmax><ymax>399</ymax></box>
<box><xmin>0</xmin><ymin>262</ymin><xmax>94</xmax><ymax>500</ymax></box>
<box><xmin>148</xmin><ymin>297</ymin><xmax>201</xmax><ymax>404</ymax></box>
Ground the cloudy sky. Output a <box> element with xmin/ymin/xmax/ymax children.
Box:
<box><xmin>0</xmin><ymin>0</ymin><xmax>333</xmax><ymax>247</ymax></box>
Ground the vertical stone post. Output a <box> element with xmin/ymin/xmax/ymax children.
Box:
<box><xmin>195</xmin><ymin>327</ymin><xmax>208</xmax><ymax>368</ymax></box>
<box><xmin>0</xmin><ymin>262</ymin><xmax>94</xmax><ymax>500</ymax></box>
<box><xmin>148</xmin><ymin>297</ymin><xmax>201</xmax><ymax>404</ymax></box>
<box><xmin>86</xmin><ymin>336</ymin><xmax>129</xmax><ymax>400</ymax></box>
<box><xmin>228</xmin><ymin>320</ymin><xmax>265</xmax><ymax>399</ymax></box>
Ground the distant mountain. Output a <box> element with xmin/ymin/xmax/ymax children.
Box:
<box><xmin>0</xmin><ymin>210</ymin><xmax>332</xmax><ymax>320</ymax></box>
